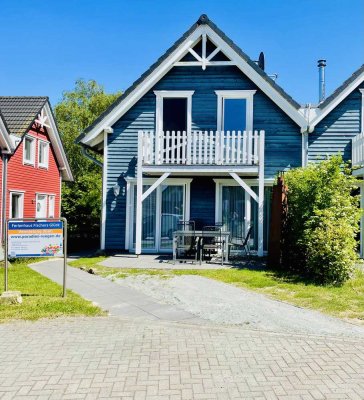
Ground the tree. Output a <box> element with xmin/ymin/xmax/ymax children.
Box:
<box><xmin>55</xmin><ymin>79</ymin><xmax>121</xmax><ymax>249</ymax></box>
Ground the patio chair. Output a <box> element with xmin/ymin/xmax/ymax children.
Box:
<box><xmin>174</xmin><ymin>220</ymin><xmax>199</xmax><ymax>263</ymax></box>
<box><xmin>200</xmin><ymin>225</ymin><xmax>225</xmax><ymax>266</ymax></box>
<box><xmin>228</xmin><ymin>226</ymin><xmax>253</xmax><ymax>258</ymax></box>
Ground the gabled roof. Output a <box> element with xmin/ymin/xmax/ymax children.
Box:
<box><xmin>0</xmin><ymin>96</ymin><xmax>73</xmax><ymax>181</ymax></box>
<box><xmin>309</xmin><ymin>64</ymin><xmax>364</xmax><ymax>130</ymax></box>
<box><xmin>0</xmin><ymin>97</ymin><xmax>48</xmax><ymax>137</ymax></box>
<box><xmin>77</xmin><ymin>14</ymin><xmax>307</xmax><ymax>148</ymax></box>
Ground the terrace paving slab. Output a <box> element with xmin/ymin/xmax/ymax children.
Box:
<box><xmin>99</xmin><ymin>254</ymin><xmax>256</xmax><ymax>270</ymax></box>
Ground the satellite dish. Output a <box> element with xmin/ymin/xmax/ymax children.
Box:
<box><xmin>258</xmin><ymin>52</ymin><xmax>265</xmax><ymax>71</ymax></box>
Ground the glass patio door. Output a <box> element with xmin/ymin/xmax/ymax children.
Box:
<box><xmin>133</xmin><ymin>185</ymin><xmax>157</xmax><ymax>250</ymax></box>
<box><xmin>160</xmin><ymin>185</ymin><xmax>184</xmax><ymax>250</ymax></box>
<box><xmin>132</xmin><ymin>183</ymin><xmax>187</xmax><ymax>252</ymax></box>
<box><xmin>221</xmin><ymin>186</ymin><xmax>245</xmax><ymax>240</ymax></box>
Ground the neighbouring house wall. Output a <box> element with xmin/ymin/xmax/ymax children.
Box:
<box><xmin>308</xmin><ymin>83</ymin><xmax>364</xmax><ymax>162</ymax></box>
<box><xmin>105</xmin><ymin>65</ymin><xmax>302</xmax><ymax>249</ymax></box>
<box><xmin>6</xmin><ymin>125</ymin><xmax>61</xmax><ymax>219</ymax></box>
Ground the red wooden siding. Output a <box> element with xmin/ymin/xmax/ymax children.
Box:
<box><xmin>5</xmin><ymin>124</ymin><xmax>61</xmax><ymax>219</ymax></box>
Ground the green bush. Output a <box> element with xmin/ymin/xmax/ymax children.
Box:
<box><xmin>282</xmin><ymin>155</ymin><xmax>361</xmax><ymax>285</ymax></box>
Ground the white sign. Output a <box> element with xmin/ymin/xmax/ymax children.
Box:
<box><xmin>8</xmin><ymin>221</ymin><xmax>64</xmax><ymax>258</ymax></box>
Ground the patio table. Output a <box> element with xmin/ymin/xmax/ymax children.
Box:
<box><xmin>173</xmin><ymin>230</ymin><xmax>230</xmax><ymax>263</ymax></box>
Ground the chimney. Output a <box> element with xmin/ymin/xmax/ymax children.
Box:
<box><xmin>318</xmin><ymin>59</ymin><xmax>326</xmax><ymax>103</ymax></box>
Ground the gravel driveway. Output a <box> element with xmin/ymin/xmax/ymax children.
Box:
<box><xmin>112</xmin><ymin>274</ymin><xmax>364</xmax><ymax>337</ymax></box>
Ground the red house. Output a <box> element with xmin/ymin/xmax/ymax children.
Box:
<box><xmin>0</xmin><ymin>97</ymin><xmax>73</xmax><ymax>239</ymax></box>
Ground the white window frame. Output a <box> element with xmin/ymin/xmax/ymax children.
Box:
<box><xmin>23</xmin><ymin>135</ymin><xmax>36</xmax><ymax>166</ymax></box>
<box><xmin>154</xmin><ymin>90</ymin><xmax>194</xmax><ymax>134</ymax></box>
<box><xmin>215</xmin><ymin>90</ymin><xmax>256</xmax><ymax>132</ymax></box>
<box><xmin>48</xmin><ymin>195</ymin><xmax>55</xmax><ymax>218</ymax></box>
<box><xmin>38</xmin><ymin>140</ymin><xmax>49</xmax><ymax>169</ymax></box>
<box><xmin>9</xmin><ymin>191</ymin><xmax>24</xmax><ymax>219</ymax></box>
<box><xmin>125</xmin><ymin>178</ymin><xmax>192</xmax><ymax>253</ymax></box>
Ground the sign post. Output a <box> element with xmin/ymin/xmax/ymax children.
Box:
<box><xmin>4</xmin><ymin>217</ymin><xmax>68</xmax><ymax>297</ymax></box>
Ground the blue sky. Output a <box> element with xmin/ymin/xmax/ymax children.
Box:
<box><xmin>0</xmin><ymin>0</ymin><xmax>363</xmax><ymax>107</ymax></box>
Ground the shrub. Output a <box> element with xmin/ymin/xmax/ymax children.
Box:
<box><xmin>282</xmin><ymin>155</ymin><xmax>361</xmax><ymax>285</ymax></box>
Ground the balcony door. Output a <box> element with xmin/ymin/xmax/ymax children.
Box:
<box><xmin>154</xmin><ymin>91</ymin><xmax>194</xmax><ymax>164</ymax></box>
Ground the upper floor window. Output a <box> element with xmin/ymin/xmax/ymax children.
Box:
<box><xmin>10</xmin><ymin>192</ymin><xmax>24</xmax><ymax>218</ymax></box>
<box><xmin>38</xmin><ymin>140</ymin><xmax>49</xmax><ymax>168</ymax></box>
<box><xmin>23</xmin><ymin>136</ymin><xmax>35</xmax><ymax>165</ymax></box>
<box><xmin>154</xmin><ymin>91</ymin><xmax>194</xmax><ymax>133</ymax></box>
<box><xmin>215</xmin><ymin>90</ymin><xmax>256</xmax><ymax>132</ymax></box>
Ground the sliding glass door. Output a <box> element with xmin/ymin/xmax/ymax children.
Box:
<box><xmin>131</xmin><ymin>182</ymin><xmax>188</xmax><ymax>252</ymax></box>
<box><xmin>133</xmin><ymin>185</ymin><xmax>157</xmax><ymax>250</ymax></box>
<box><xmin>222</xmin><ymin>186</ymin><xmax>245</xmax><ymax>240</ymax></box>
<box><xmin>218</xmin><ymin>183</ymin><xmax>272</xmax><ymax>252</ymax></box>
<box><xmin>160</xmin><ymin>185</ymin><xmax>184</xmax><ymax>249</ymax></box>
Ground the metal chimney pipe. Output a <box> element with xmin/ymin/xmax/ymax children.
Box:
<box><xmin>318</xmin><ymin>59</ymin><xmax>326</xmax><ymax>103</ymax></box>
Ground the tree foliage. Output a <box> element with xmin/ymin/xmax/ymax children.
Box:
<box><xmin>55</xmin><ymin>79</ymin><xmax>120</xmax><ymax>247</ymax></box>
<box><xmin>282</xmin><ymin>155</ymin><xmax>361</xmax><ymax>285</ymax></box>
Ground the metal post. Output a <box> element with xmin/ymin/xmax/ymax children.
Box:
<box><xmin>4</xmin><ymin>221</ymin><xmax>8</xmax><ymax>292</ymax></box>
<box><xmin>62</xmin><ymin>218</ymin><xmax>67</xmax><ymax>298</ymax></box>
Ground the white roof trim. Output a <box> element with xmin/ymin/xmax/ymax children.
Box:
<box><xmin>80</xmin><ymin>25</ymin><xmax>307</xmax><ymax>147</ymax></box>
<box><xmin>43</xmin><ymin>102</ymin><xmax>73</xmax><ymax>182</ymax></box>
<box><xmin>309</xmin><ymin>69</ymin><xmax>364</xmax><ymax>130</ymax></box>
<box><xmin>0</xmin><ymin>114</ymin><xmax>13</xmax><ymax>153</ymax></box>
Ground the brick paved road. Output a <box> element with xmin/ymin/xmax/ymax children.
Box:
<box><xmin>0</xmin><ymin>317</ymin><xmax>363</xmax><ymax>399</ymax></box>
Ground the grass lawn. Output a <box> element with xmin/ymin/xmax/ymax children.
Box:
<box><xmin>0</xmin><ymin>259</ymin><xmax>104</xmax><ymax>322</ymax></box>
<box><xmin>70</xmin><ymin>256</ymin><xmax>364</xmax><ymax>323</ymax></box>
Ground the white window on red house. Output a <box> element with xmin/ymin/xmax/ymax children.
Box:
<box><xmin>48</xmin><ymin>195</ymin><xmax>55</xmax><ymax>218</ymax></box>
<box><xmin>38</xmin><ymin>140</ymin><xmax>49</xmax><ymax>168</ymax></box>
<box><xmin>10</xmin><ymin>192</ymin><xmax>24</xmax><ymax>218</ymax></box>
<box><xmin>23</xmin><ymin>136</ymin><xmax>35</xmax><ymax>165</ymax></box>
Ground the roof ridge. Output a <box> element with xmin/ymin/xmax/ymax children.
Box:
<box><xmin>0</xmin><ymin>96</ymin><xmax>49</xmax><ymax>99</ymax></box>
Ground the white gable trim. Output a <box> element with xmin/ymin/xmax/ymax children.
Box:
<box><xmin>80</xmin><ymin>25</ymin><xmax>307</xmax><ymax>147</ymax></box>
<box><xmin>309</xmin><ymin>69</ymin><xmax>364</xmax><ymax>130</ymax></box>
<box><xmin>43</xmin><ymin>102</ymin><xmax>73</xmax><ymax>182</ymax></box>
<box><xmin>0</xmin><ymin>115</ymin><xmax>13</xmax><ymax>154</ymax></box>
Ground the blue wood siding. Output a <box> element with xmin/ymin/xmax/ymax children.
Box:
<box><xmin>308</xmin><ymin>84</ymin><xmax>364</xmax><ymax>162</ymax></box>
<box><xmin>190</xmin><ymin>177</ymin><xmax>216</xmax><ymax>229</ymax></box>
<box><xmin>105</xmin><ymin>66</ymin><xmax>301</xmax><ymax>249</ymax></box>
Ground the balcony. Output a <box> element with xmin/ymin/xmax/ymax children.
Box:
<box><xmin>352</xmin><ymin>132</ymin><xmax>364</xmax><ymax>168</ymax></box>
<box><xmin>139</xmin><ymin>130</ymin><xmax>265</xmax><ymax>175</ymax></box>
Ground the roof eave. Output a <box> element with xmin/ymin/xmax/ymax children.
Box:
<box><xmin>43</xmin><ymin>102</ymin><xmax>74</xmax><ymax>182</ymax></box>
<box><xmin>310</xmin><ymin>65</ymin><xmax>364</xmax><ymax>130</ymax></box>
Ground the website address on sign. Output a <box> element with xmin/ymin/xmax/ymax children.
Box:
<box><xmin>10</xmin><ymin>234</ymin><xmax>62</xmax><ymax>239</ymax></box>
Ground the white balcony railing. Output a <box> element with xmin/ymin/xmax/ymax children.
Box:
<box><xmin>352</xmin><ymin>132</ymin><xmax>364</xmax><ymax>167</ymax></box>
<box><xmin>139</xmin><ymin>130</ymin><xmax>265</xmax><ymax>166</ymax></box>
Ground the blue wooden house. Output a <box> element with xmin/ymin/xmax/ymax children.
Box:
<box><xmin>76</xmin><ymin>14</ymin><xmax>364</xmax><ymax>257</ymax></box>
